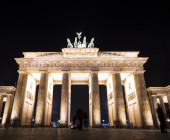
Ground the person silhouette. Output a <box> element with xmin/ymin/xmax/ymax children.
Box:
<box><xmin>76</xmin><ymin>108</ymin><xmax>84</xmax><ymax>130</ymax></box>
<box><xmin>156</xmin><ymin>103</ymin><xmax>168</xmax><ymax>133</ymax></box>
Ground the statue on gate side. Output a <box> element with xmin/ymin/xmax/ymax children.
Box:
<box><xmin>67</xmin><ymin>38</ymin><xmax>73</xmax><ymax>48</ymax></box>
<box><xmin>88</xmin><ymin>38</ymin><xmax>94</xmax><ymax>48</ymax></box>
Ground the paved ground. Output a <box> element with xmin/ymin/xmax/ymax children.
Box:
<box><xmin>0</xmin><ymin>128</ymin><xmax>170</xmax><ymax>140</ymax></box>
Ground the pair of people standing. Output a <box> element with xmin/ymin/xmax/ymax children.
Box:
<box><xmin>72</xmin><ymin>109</ymin><xmax>88</xmax><ymax>130</ymax></box>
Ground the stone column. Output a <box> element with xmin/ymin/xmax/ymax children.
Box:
<box><xmin>10</xmin><ymin>72</ymin><xmax>27</xmax><ymax>126</ymax></box>
<box><xmin>167</xmin><ymin>95</ymin><xmax>170</xmax><ymax>110</ymax></box>
<box><xmin>68</xmin><ymin>76</ymin><xmax>71</xmax><ymax>126</ymax></box>
<box><xmin>148</xmin><ymin>93</ymin><xmax>159</xmax><ymax>128</ymax></box>
<box><xmin>2</xmin><ymin>95</ymin><xmax>14</xmax><ymax>125</ymax></box>
<box><xmin>90</xmin><ymin>72</ymin><xmax>101</xmax><ymax>127</ymax></box>
<box><xmin>134</xmin><ymin>73</ymin><xmax>154</xmax><ymax>127</ymax></box>
<box><xmin>158</xmin><ymin>97</ymin><xmax>167</xmax><ymax>118</ymax></box>
<box><xmin>112</xmin><ymin>73</ymin><xmax>126</xmax><ymax>127</ymax></box>
<box><xmin>44</xmin><ymin>75</ymin><xmax>54</xmax><ymax>126</ymax></box>
<box><xmin>0</xmin><ymin>96</ymin><xmax>4</xmax><ymax>117</ymax></box>
<box><xmin>89</xmin><ymin>75</ymin><xmax>92</xmax><ymax>127</ymax></box>
<box><xmin>60</xmin><ymin>72</ymin><xmax>70</xmax><ymax>127</ymax></box>
<box><xmin>35</xmin><ymin>72</ymin><xmax>48</xmax><ymax>126</ymax></box>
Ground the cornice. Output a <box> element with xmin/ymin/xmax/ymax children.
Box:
<box><xmin>147</xmin><ymin>86</ymin><xmax>170</xmax><ymax>94</ymax></box>
<box><xmin>15</xmin><ymin>50</ymin><xmax>148</xmax><ymax>72</ymax></box>
<box><xmin>0</xmin><ymin>86</ymin><xmax>16</xmax><ymax>95</ymax></box>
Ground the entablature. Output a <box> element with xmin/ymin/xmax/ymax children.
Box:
<box><xmin>147</xmin><ymin>85</ymin><xmax>170</xmax><ymax>95</ymax></box>
<box><xmin>0</xmin><ymin>86</ymin><xmax>16</xmax><ymax>95</ymax></box>
<box><xmin>17</xmin><ymin>60</ymin><xmax>144</xmax><ymax>72</ymax></box>
<box><xmin>16</xmin><ymin>49</ymin><xmax>148</xmax><ymax>72</ymax></box>
<box><xmin>15</xmin><ymin>58</ymin><xmax>147</xmax><ymax>67</ymax></box>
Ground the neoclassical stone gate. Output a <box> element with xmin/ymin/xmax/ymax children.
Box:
<box><xmin>8</xmin><ymin>46</ymin><xmax>154</xmax><ymax>128</ymax></box>
<box><xmin>147</xmin><ymin>85</ymin><xmax>170</xmax><ymax>128</ymax></box>
<box><xmin>0</xmin><ymin>33</ymin><xmax>156</xmax><ymax>128</ymax></box>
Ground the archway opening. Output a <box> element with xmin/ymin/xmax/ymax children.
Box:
<box><xmin>52</xmin><ymin>85</ymin><xmax>61</xmax><ymax>123</ymax></box>
<box><xmin>99</xmin><ymin>85</ymin><xmax>109</xmax><ymax>124</ymax></box>
<box><xmin>122</xmin><ymin>85</ymin><xmax>128</xmax><ymax>126</ymax></box>
<box><xmin>71</xmin><ymin>85</ymin><xmax>89</xmax><ymax>123</ymax></box>
<box><xmin>33</xmin><ymin>85</ymin><xmax>39</xmax><ymax>119</ymax></box>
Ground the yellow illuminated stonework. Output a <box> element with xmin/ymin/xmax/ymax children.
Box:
<box><xmin>0</xmin><ymin>36</ymin><xmax>158</xmax><ymax>128</ymax></box>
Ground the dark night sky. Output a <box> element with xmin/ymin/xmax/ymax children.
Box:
<box><xmin>0</xmin><ymin>1</ymin><xmax>170</xmax><ymax>122</ymax></box>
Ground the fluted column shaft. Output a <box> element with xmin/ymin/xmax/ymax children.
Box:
<box><xmin>112</xmin><ymin>73</ymin><xmax>126</xmax><ymax>127</ymax></box>
<box><xmin>148</xmin><ymin>94</ymin><xmax>159</xmax><ymax>128</ymax></box>
<box><xmin>10</xmin><ymin>72</ymin><xmax>27</xmax><ymax>126</ymax></box>
<box><xmin>158</xmin><ymin>97</ymin><xmax>167</xmax><ymax>118</ymax></box>
<box><xmin>134</xmin><ymin>73</ymin><xmax>154</xmax><ymax>127</ymax></box>
<box><xmin>167</xmin><ymin>95</ymin><xmax>170</xmax><ymax>110</ymax></box>
<box><xmin>35</xmin><ymin>72</ymin><xmax>48</xmax><ymax>126</ymax></box>
<box><xmin>91</xmin><ymin>72</ymin><xmax>101</xmax><ymax>127</ymax></box>
<box><xmin>60</xmin><ymin>72</ymin><xmax>70</xmax><ymax>126</ymax></box>
<box><xmin>0</xmin><ymin>96</ymin><xmax>4</xmax><ymax>117</ymax></box>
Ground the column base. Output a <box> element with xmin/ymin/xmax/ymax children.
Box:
<box><xmin>11</xmin><ymin>119</ymin><xmax>21</xmax><ymax>127</ymax></box>
<box><xmin>19</xmin><ymin>124</ymin><xmax>53</xmax><ymax>128</ymax></box>
<box><xmin>59</xmin><ymin>124</ymin><xmax>68</xmax><ymax>128</ymax></box>
<box><xmin>142</xmin><ymin>126</ymin><xmax>156</xmax><ymax>129</ymax></box>
<box><xmin>114</xmin><ymin>120</ymin><xmax>126</xmax><ymax>128</ymax></box>
<box><xmin>92</xmin><ymin>125</ymin><xmax>103</xmax><ymax>128</ymax></box>
<box><xmin>34</xmin><ymin>124</ymin><xmax>45</xmax><ymax>127</ymax></box>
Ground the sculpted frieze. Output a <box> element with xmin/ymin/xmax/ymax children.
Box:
<box><xmin>63</xmin><ymin>52</ymin><xmax>97</xmax><ymax>57</ymax></box>
<box><xmin>20</xmin><ymin>61</ymin><xmax>144</xmax><ymax>71</ymax></box>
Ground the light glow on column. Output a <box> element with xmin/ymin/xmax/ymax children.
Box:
<box><xmin>163</xmin><ymin>96</ymin><xmax>168</xmax><ymax>103</ymax></box>
<box><xmin>94</xmin><ymin>109</ymin><xmax>101</xmax><ymax>125</ymax></box>
<box><xmin>60</xmin><ymin>111</ymin><xmax>67</xmax><ymax>124</ymax></box>
<box><xmin>3</xmin><ymin>97</ymin><xmax>7</xmax><ymax>102</ymax></box>
<box><xmin>107</xmin><ymin>75</ymin><xmax>113</xmax><ymax>96</ymax></box>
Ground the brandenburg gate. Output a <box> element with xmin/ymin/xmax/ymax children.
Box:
<box><xmin>5</xmin><ymin>33</ymin><xmax>154</xmax><ymax>128</ymax></box>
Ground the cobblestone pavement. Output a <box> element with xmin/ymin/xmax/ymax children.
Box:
<box><xmin>0</xmin><ymin>128</ymin><xmax>170</xmax><ymax>140</ymax></box>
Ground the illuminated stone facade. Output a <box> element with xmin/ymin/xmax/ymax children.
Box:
<box><xmin>6</xmin><ymin>47</ymin><xmax>154</xmax><ymax>128</ymax></box>
<box><xmin>147</xmin><ymin>85</ymin><xmax>170</xmax><ymax>128</ymax></box>
<box><xmin>0</xmin><ymin>86</ymin><xmax>15</xmax><ymax>125</ymax></box>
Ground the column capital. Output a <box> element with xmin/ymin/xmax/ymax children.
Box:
<box><xmin>110</xmin><ymin>71</ymin><xmax>121</xmax><ymax>74</ymax></box>
<box><xmin>39</xmin><ymin>70</ymin><xmax>48</xmax><ymax>73</ymax></box>
<box><xmin>61</xmin><ymin>70</ymin><xmax>70</xmax><ymax>72</ymax></box>
<box><xmin>157</xmin><ymin>96</ymin><xmax>163</xmax><ymax>99</ymax></box>
<box><xmin>90</xmin><ymin>71</ymin><xmax>99</xmax><ymax>74</ymax></box>
<box><xmin>132</xmin><ymin>70</ymin><xmax>146</xmax><ymax>74</ymax></box>
<box><xmin>61</xmin><ymin>71</ymin><xmax>69</xmax><ymax>73</ymax></box>
<box><xmin>17</xmin><ymin>70</ymin><xmax>27</xmax><ymax>74</ymax></box>
<box><xmin>6</xmin><ymin>93</ymin><xmax>14</xmax><ymax>96</ymax></box>
<box><xmin>61</xmin><ymin>72</ymin><xmax>71</xmax><ymax>78</ymax></box>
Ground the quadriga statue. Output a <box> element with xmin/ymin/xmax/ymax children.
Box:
<box><xmin>67</xmin><ymin>38</ymin><xmax>73</xmax><ymax>48</ymax></box>
<box><xmin>88</xmin><ymin>38</ymin><xmax>94</xmax><ymax>48</ymax></box>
